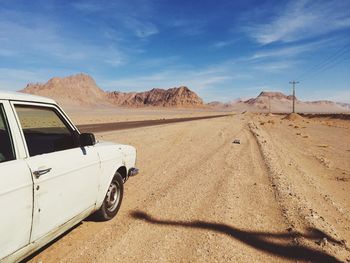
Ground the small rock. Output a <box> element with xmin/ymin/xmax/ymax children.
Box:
<box><xmin>292</xmin><ymin>237</ymin><xmax>299</xmax><ymax>244</ymax></box>
<box><xmin>233</xmin><ymin>139</ymin><xmax>241</xmax><ymax>144</ymax></box>
<box><xmin>316</xmin><ymin>237</ymin><xmax>328</xmax><ymax>247</ymax></box>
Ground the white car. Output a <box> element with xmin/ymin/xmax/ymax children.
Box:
<box><xmin>0</xmin><ymin>91</ymin><xmax>138</xmax><ymax>262</ymax></box>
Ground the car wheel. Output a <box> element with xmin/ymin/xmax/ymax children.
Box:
<box><xmin>95</xmin><ymin>172</ymin><xmax>124</xmax><ymax>221</ymax></box>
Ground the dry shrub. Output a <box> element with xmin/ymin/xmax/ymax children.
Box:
<box><xmin>303</xmin><ymin>135</ymin><xmax>309</xmax><ymax>138</ymax></box>
<box><xmin>294</xmin><ymin>125</ymin><xmax>299</xmax><ymax>129</ymax></box>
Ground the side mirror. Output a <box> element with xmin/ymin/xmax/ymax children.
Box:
<box><xmin>80</xmin><ymin>133</ymin><xmax>96</xmax><ymax>147</ymax></box>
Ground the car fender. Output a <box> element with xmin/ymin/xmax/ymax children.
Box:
<box><xmin>94</xmin><ymin>141</ymin><xmax>136</xmax><ymax>209</ymax></box>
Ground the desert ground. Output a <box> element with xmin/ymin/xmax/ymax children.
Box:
<box><xmin>26</xmin><ymin>109</ymin><xmax>350</xmax><ymax>263</ymax></box>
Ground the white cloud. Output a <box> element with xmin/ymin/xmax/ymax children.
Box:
<box><xmin>0</xmin><ymin>9</ymin><xmax>126</xmax><ymax>67</ymax></box>
<box><xmin>252</xmin><ymin>46</ymin><xmax>307</xmax><ymax>60</ymax></box>
<box><xmin>71</xmin><ymin>2</ymin><xmax>102</xmax><ymax>12</ymax></box>
<box><xmin>253</xmin><ymin>61</ymin><xmax>297</xmax><ymax>73</ymax></box>
<box><xmin>123</xmin><ymin>18</ymin><xmax>158</xmax><ymax>38</ymax></box>
<box><xmin>247</xmin><ymin>0</ymin><xmax>350</xmax><ymax>44</ymax></box>
<box><xmin>170</xmin><ymin>18</ymin><xmax>205</xmax><ymax>36</ymax></box>
<box><xmin>97</xmin><ymin>63</ymin><xmax>247</xmax><ymax>94</ymax></box>
<box><xmin>0</xmin><ymin>68</ymin><xmax>64</xmax><ymax>91</ymax></box>
<box><xmin>250</xmin><ymin>39</ymin><xmax>328</xmax><ymax>60</ymax></box>
<box><xmin>212</xmin><ymin>41</ymin><xmax>234</xmax><ymax>49</ymax></box>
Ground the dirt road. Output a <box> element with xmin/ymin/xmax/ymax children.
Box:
<box><xmin>27</xmin><ymin>114</ymin><xmax>350</xmax><ymax>262</ymax></box>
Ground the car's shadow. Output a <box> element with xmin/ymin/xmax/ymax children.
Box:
<box><xmin>130</xmin><ymin>210</ymin><xmax>343</xmax><ymax>262</ymax></box>
<box><xmin>22</xmin><ymin>210</ymin><xmax>343</xmax><ymax>262</ymax></box>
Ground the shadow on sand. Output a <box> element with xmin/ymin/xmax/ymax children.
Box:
<box><xmin>130</xmin><ymin>210</ymin><xmax>342</xmax><ymax>263</ymax></box>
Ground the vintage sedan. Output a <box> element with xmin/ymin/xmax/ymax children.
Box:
<box><xmin>0</xmin><ymin>91</ymin><xmax>138</xmax><ymax>262</ymax></box>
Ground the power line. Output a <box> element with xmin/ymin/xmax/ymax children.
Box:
<box><xmin>297</xmin><ymin>43</ymin><xmax>350</xmax><ymax>81</ymax></box>
<box><xmin>308</xmin><ymin>48</ymin><xmax>350</xmax><ymax>76</ymax></box>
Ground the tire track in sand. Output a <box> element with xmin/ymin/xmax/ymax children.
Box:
<box><xmin>249</xmin><ymin>121</ymin><xmax>350</xmax><ymax>262</ymax></box>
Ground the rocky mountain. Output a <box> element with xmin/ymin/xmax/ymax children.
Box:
<box><xmin>245</xmin><ymin>91</ymin><xmax>295</xmax><ymax>105</ymax></box>
<box><xmin>107</xmin><ymin>87</ymin><xmax>203</xmax><ymax>107</ymax></box>
<box><xmin>21</xmin><ymin>73</ymin><xmax>204</xmax><ymax>108</ymax></box>
<box><xmin>21</xmin><ymin>73</ymin><xmax>107</xmax><ymax>106</ymax></box>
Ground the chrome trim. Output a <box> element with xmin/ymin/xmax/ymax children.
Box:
<box><xmin>33</xmin><ymin>168</ymin><xmax>52</xmax><ymax>179</ymax></box>
<box><xmin>128</xmin><ymin>167</ymin><xmax>139</xmax><ymax>177</ymax></box>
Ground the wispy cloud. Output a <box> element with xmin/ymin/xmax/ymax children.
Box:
<box><xmin>123</xmin><ymin>17</ymin><xmax>158</xmax><ymax>38</ymax></box>
<box><xmin>250</xmin><ymin>39</ymin><xmax>329</xmax><ymax>60</ymax></box>
<box><xmin>170</xmin><ymin>18</ymin><xmax>206</xmax><ymax>36</ymax></box>
<box><xmin>247</xmin><ymin>0</ymin><xmax>350</xmax><ymax>44</ymax></box>
<box><xmin>0</xmin><ymin>68</ymin><xmax>71</xmax><ymax>90</ymax></box>
<box><xmin>253</xmin><ymin>61</ymin><xmax>298</xmax><ymax>73</ymax></box>
<box><xmin>99</xmin><ymin>71</ymin><xmax>231</xmax><ymax>91</ymax></box>
<box><xmin>72</xmin><ymin>1</ymin><xmax>159</xmax><ymax>39</ymax></box>
<box><xmin>98</xmin><ymin>63</ymin><xmax>247</xmax><ymax>97</ymax></box>
<box><xmin>212</xmin><ymin>40</ymin><xmax>236</xmax><ymax>49</ymax></box>
<box><xmin>71</xmin><ymin>2</ymin><xmax>102</xmax><ymax>12</ymax></box>
<box><xmin>0</xmin><ymin>8</ymin><xmax>126</xmax><ymax>67</ymax></box>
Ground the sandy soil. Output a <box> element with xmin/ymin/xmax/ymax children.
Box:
<box><xmin>27</xmin><ymin>112</ymin><xmax>350</xmax><ymax>262</ymax></box>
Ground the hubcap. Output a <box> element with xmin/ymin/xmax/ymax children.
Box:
<box><xmin>106</xmin><ymin>181</ymin><xmax>120</xmax><ymax>212</ymax></box>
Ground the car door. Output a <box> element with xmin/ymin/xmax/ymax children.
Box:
<box><xmin>0</xmin><ymin>101</ymin><xmax>33</xmax><ymax>260</ymax></box>
<box><xmin>12</xmin><ymin>102</ymin><xmax>100</xmax><ymax>242</ymax></box>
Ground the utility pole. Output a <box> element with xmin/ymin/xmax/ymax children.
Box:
<box><xmin>289</xmin><ymin>81</ymin><xmax>299</xmax><ymax>113</ymax></box>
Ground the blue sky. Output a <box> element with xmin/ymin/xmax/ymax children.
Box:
<box><xmin>0</xmin><ymin>0</ymin><xmax>350</xmax><ymax>103</ymax></box>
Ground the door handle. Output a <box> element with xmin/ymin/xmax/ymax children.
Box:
<box><xmin>33</xmin><ymin>168</ymin><xmax>52</xmax><ymax>179</ymax></box>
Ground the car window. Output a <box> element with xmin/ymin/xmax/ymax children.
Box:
<box><xmin>15</xmin><ymin>105</ymin><xmax>77</xmax><ymax>157</ymax></box>
<box><xmin>0</xmin><ymin>104</ymin><xmax>15</xmax><ymax>163</ymax></box>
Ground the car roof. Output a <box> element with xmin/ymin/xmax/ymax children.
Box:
<box><xmin>0</xmin><ymin>91</ymin><xmax>56</xmax><ymax>104</ymax></box>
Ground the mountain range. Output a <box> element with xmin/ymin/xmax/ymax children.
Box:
<box><xmin>20</xmin><ymin>73</ymin><xmax>350</xmax><ymax>113</ymax></box>
<box><xmin>221</xmin><ymin>91</ymin><xmax>350</xmax><ymax>113</ymax></box>
<box><xmin>21</xmin><ymin>73</ymin><xmax>204</xmax><ymax>108</ymax></box>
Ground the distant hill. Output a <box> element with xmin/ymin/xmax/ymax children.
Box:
<box><xmin>208</xmin><ymin>91</ymin><xmax>350</xmax><ymax>113</ymax></box>
<box><xmin>245</xmin><ymin>91</ymin><xmax>295</xmax><ymax>105</ymax></box>
<box><xmin>21</xmin><ymin>73</ymin><xmax>204</xmax><ymax>108</ymax></box>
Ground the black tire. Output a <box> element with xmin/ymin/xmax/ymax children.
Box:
<box><xmin>95</xmin><ymin>172</ymin><xmax>124</xmax><ymax>221</ymax></box>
